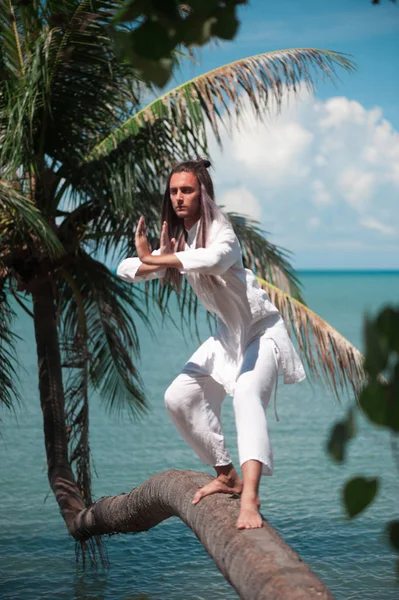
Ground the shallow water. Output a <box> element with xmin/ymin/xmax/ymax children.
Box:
<box><xmin>1</xmin><ymin>272</ymin><xmax>398</xmax><ymax>599</ymax></box>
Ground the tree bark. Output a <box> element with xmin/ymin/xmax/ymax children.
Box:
<box><xmin>70</xmin><ymin>469</ymin><xmax>333</xmax><ymax>600</ymax></box>
<box><xmin>32</xmin><ymin>278</ymin><xmax>86</xmax><ymax>531</ymax></box>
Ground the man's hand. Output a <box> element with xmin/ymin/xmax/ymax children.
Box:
<box><xmin>134</xmin><ymin>216</ymin><xmax>183</xmax><ymax>270</ymax></box>
<box><xmin>135</xmin><ymin>216</ymin><xmax>152</xmax><ymax>261</ymax></box>
<box><xmin>160</xmin><ymin>221</ymin><xmax>177</xmax><ymax>254</ymax></box>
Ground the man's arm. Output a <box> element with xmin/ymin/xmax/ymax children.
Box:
<box><xmin>140</xmin><ymin>253</ymin><xmax>183</xmax><ymax>269</ymax></box>
<box><xmin>138</xmin><ymin>221</ymin><xmax>239</xmax><ymax>275</ymax></box>
<box><xmin>135</xmin><ymin>263</ymin><xmax>165</xmax><ymax>277</ymax></box>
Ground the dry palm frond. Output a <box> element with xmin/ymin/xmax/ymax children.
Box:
<box><xmin>86</xmin><ymin>48</ymin><xmax>355</xmax><ymax>162</ymax></box>
<box><xmin>257</xmin><ymin>277</ymin><xmax>365</xmax><ymax>401</ymax></box>
<box><xmin>229</xmin><ymin>212</ymin><xmax>305</xmax><ymax>303</ymax></box>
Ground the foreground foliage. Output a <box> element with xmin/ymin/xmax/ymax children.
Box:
<box><xmin>327</xmin><ymin>306</ymin><xmax>399</xmax><ymax>576</ymax></box>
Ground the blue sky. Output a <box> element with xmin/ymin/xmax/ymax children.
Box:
<box><xmin>172</xmin><ymin>0</ymin><xmax>399</xmax><ymax>269</ymax></box>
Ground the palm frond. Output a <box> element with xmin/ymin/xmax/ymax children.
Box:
<box><xmin>228</xmin><ymin>212</ymin><xmax>305</xmax><ymax>303</ymax></box>
<box><xmin>48</xmin><ymin>0</ymin><xmax>93</xmax><ymax>88</ymax></box>
<box><xmin>0</xmin><ymin>290</ymin><xmax>21</xmax><ymax>411</ymax></box>
<box><xmin>0</xmin><ymin>180</ymin><xmax>64</xmax><ymax>261</ymax></box>
<box><xmin>60</xmin><ymin>117</ymin><xmax>206</xmax><ymax>261</ymax></box>
<box><xmin>64</xmin><ymin>361</ymin><xmax>93</xmax><ymax>505</ymax></box>
<box><xmin>86</xmin><ymin>48</ymin><xmax>355</xmax><ymax>162</ymax></box>
<box><xmin>257</xmin><ymin>277</ymin><xmax>365</xmax><ymax>400</ymax></box>
<box><xmin>58</xmin><ymin>266</ymin><xmax>92</xmax><ymax>506</ymax></box>
<box><xmin>0</xmin><ymin>1</ymin><xmax>144</xmax><ymax>182</ymax></box>
<box><xmin>0</xmin><ymin>1</ymin><xmax>25</xmax><ymax>76</ymax></box>
<box><xmin>43</xmin><ymin>0</ymin><xmax>143</xmax><ymax>168</ymax></box>
<box><xmin>59</xmin><ymin>253</ymin><xmax>150</xmax><ymax>417</ymax></box>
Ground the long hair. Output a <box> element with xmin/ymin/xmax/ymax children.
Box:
<box><xmin>160</xmin><ymin>158</ymin><xmax>228</xmax><ymax>291</ymax></box>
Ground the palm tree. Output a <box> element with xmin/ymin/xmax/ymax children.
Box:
<box><xmin>0</xmin><ymin>0</ymin><xmax>363</xmax><ymax>586</ymax></box>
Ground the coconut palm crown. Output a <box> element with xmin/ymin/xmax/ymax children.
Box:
<box><xmin>0</xmin><ymin>0</ymin><xmax>362</xmax><ymax>531</ymax></box>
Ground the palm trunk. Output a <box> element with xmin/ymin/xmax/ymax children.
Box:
<box><xmin>32</xmin><ymin>277</ymin><xmax>85</xmax><ymax>531</ymax></box>
<box><xmin>70</xmin><ymin>470</ymin><xmax>333</xmax><ymax>600</ymax></box>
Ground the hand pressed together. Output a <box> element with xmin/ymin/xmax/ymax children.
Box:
<box><xmin>135</xmin><ymin>216</ymin><xmax>182</xmax><ymax>269</ymax></box>
<box><xmin>135</xmin><ymin>216</ymin><xmax>152</xmax><ymax>261</ymax></box>
<box><xmin>160</xmin><ymin>220</ymin><xmax>177</xmax><ymax>254</ymax></box>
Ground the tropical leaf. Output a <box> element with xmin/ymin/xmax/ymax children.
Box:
<box><xmin>56</xmin><ymin>265</ymin><xmax>92</xmax><ymax>506</ymax></box>
<box><xmin>0</xmin><ymin>1</ymin><xmax>145</xmax><ymax>185</ymax></box>
<box><xmin>0</xmin><ymin>291</ymin><xmax>21</xmax><ymax>411</ymax></box>
<box><xmin>59</xmin><ymin>252</ymin><xmax>150</xmax><ymax>417</ymax></box>
<box><xmin>228</xmin><ymin>212</ymin><xmax>305</xmax><ymax>302</ymax></box>
<box><xmin>0</xmin><ymin>0</ymin><xmax>25</xmax><ymax>77</ymax></box>
<box><xmin>67</xmin><ymin>117</ymin><xmax>202</xmax><ymax>234</ymax></box>
<box><xmin>63</xmin><ymin>344</ymin><xmax>93</xmax><ymax>505</ymax></box>
<box><xmin>257</xmin><ymin>277</ymin><xmax>366</xmax><ymax>400</ymax></box>
<box><xmin>86</xmin><ymin>48</ymin><xmax>355</xmax><ymax>161</ymax></box>
<box><xmin>0</xmin><ymin>180</ymin><xmax>64</xmax><ymax>260</ymax></box>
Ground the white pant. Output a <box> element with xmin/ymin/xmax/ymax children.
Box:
<box><xmin>164</xmin><ymin>336</ymin><xmax>280</xmax><ymax>476</ymax></box>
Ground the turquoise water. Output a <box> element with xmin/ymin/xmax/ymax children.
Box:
<box><xmin>1</xmin><ymin>272</ymin><xmax>399</xmax><ymax>599</ymax></box>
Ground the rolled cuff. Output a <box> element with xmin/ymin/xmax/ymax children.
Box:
<box><xmin>117</xmin><ymin>257</ymin><xmax>166</xmax><ymax>283</ymax></box>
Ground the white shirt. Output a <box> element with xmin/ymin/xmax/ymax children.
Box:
<box><xmin>117</xmin><ymin>218</ymin><xmax>306</xmax><ymax>395</ymax></box>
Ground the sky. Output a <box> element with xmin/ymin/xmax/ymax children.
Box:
<box><xmin>172</xmin><ymin>0</ymin><xmax>399</xmax><ymax>270</ymax></box>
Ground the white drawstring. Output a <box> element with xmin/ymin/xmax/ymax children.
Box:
<box><xmin>271</xmin><ymin>340</ymin><xmax>280</xmax><ymax>422</ymax></box>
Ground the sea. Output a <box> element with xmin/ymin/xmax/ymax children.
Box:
<box><xmin>1</xmin><ymin>271</ymin><xmax>398</xmax><ymax>600</ymax></box>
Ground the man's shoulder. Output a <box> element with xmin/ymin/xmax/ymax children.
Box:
<box><xmin>208</xmin><ymin>216</ymin><xmax>234</xmax><ymax>241</ymax></box>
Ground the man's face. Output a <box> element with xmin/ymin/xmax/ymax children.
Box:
<box><xmin>169</xmin><ymin>172</ymin><xmax>200</xmax><ymax>220</ymax></box>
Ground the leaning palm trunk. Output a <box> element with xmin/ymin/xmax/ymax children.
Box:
<box><xmin>69</xmin><ymin>470</ymin><xmax>332</xmax><ymax>600</ymax></box>
<box><xmin>32</xmin><ymin>278</ymin><xmax>85</xmax><ymax>531</ymax></box>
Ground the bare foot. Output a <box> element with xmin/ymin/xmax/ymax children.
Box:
<box><xmin>192</xmin><ymin>470</ymin><xmax>243</xmax><ymax>505</ymax></box>
<box><xmin>237</xmin><ymin>494</ymin><xmax>263</xmax><ymax>529</ymax></box>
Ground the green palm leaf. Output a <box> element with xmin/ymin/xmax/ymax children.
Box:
<box><xmin>59</xmin><ymin>252</ymin><xmax>150</xmax><ymax>417</ymax></box>
<box><xmin>0</xmin><ymin>293</ymin><xmax>21</xmax><ymax>411</ymax></box>
<box><xmin>258</xmin><ymin>277</ymin><xmax>365</xmax><ymax>400</ymax></box>
<box><xmin>0</xmin><ymin>1</ymin><xmax>25</xmax><ymax>76</ymax></box>
<box><xmin>0</xmin><ymin>181</ymin><xmax>64</xmax><ymax>260</ymax></box>
<box><xmin>86</xmin><ymin>48</ymin><xmax>355</xmax><ymax>162</ymax></box>
<box><xmin>229</xmin><ymin>212</ymin><xmax>305</xmax><ymax>302</ymax></box>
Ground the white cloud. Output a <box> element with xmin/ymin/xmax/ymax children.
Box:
<box><xmin>318</xmin><ymin>97</ymin><xmax>367</xmax><ymax>129</ymax></box>
<box><xmin>338</xmin><ymin>169</ymin><xmax>375</xmax><ymax>210</ymax></box>
<box><xmin>315</xmin><ymin>154</ymin><xmax>328</xmax><ymax>167</ymax></box>
<box><xmin>218</xmin><ymin>187</ymin><xmax>261</xmax><ymax>221</ymax></box>
<box><xmin>308</xmin><ymin>217</ymin><xmax>321</xmax><ymax>230</ymax></box>
<box><xmin>232</xmin><ymin>120</ymin><xmax>313</xmax><ymax>186</ymax></box>
<box><xmin>360</xmin><ymin>218</ymin><xmax>395</xmax><ymax>237</ymax></box>
<box><xmin>208</xmin><ymin>89</ymin><xmax>399</xmax><ymax>267</ymax></box>
<box><xmin>311</xmin><ymin>179</ymin><xmax>332</xmax><ymax>206</ymax></box>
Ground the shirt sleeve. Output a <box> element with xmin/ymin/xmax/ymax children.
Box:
<box><xmin>117</xmin><ymin>249</ymin><xmax>166</xmax><ymax>283</ymax></box>
<box><xmin>174</xmin><ymin>223</ymin><xmax>241</xmax><ymax>276</ymax></box>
